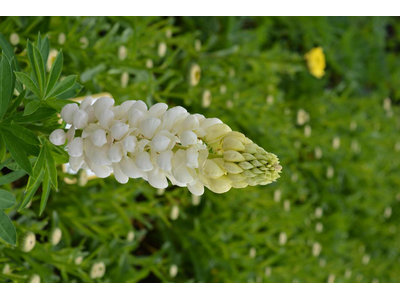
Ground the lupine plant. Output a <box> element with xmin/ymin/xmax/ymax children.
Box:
<box><xmin>0</xmin><ymin>16</ymin><xmax>400</xmax><ymax>283</ymax></box>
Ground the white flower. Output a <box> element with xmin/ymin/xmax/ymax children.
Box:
<box><xmin>332</xmin><ymin>136</ymin><xmax>340</xmax><ymax>150</ymax></box>
<box><xmin>312</xmin><ymin>242</ymin><xmax>322</xmax><ymax>257</ymax></box>
<box><xmin>90</xmin><ymin>262</ymin><xmax>106</xmax><ymax>279</ymax></box>
<box><xmin>297</xmin><ymin>109</ymin><xmax>309</xmax><ymax>126</ymax></box>
<box><xmin>68</xmin><ymin>137</ymin><xmax>83</xmax><ymax>157</ymax></box>
<box><xmin>51</xmin><ymin>99</ymin><xmax>281</xmax><ymax>195</ymax></box>
<box><xmin>169</xmin><ymin>264</ymin><xmax>178</xmax><ymax>278</ymax></box>
<box><xmin>61</xmin><ymin>103</ymin><xmax>79</xmax><ymax>124</ymax></box>
<box><xmin>47</xmin><ymin>49</ymin><xmax>58</xmax><ymax>72</ymax></box>
<box><xmin>50</xmin><ymin>228</ymin><xmax>62</xmax><ymax>246</ymax></box>
<box><xmin>315</xmin><ymin>207</ymin><xmax>323</xmax><ymax>218</ymax></box>
<box><xmin>50</xmin><ymin>129</ymin><xmax>66</xmax><ymax>145</ymax></box>
<box><xmin>58</xmin><ymin>33</ymin><xmax>66</xmax><ymax>45</ymax></box>
<box><xmin>249</xmin><ymin>247</ymin><xmax>257</xmax><ymax>258</ymax></box>
<box><xmin>146</xmin><ymin>59</ymin><xmax>154</xmax><ymax>69</ymax></box>
<box><xmin>170</xmin><ymin>205</ymin><xmax>179</xmax><ymax>220</ymax></box>
<box><xmin>202</xmin><ymin>90</ymin><xmax>212</xmax><ymax>108</ymax></box>
<box><xmin>80</xmin><ymin>37</ymin><xmax>89</xmax><ymax>49</ymax></box>
<box><xmin>194</xmin><ymin>39</ymin><xmax>202</xmax><ymax>52</ymax></box>
<box><xmin>118</xmin><ymin>45</ymin><xmax>128</xmax><ymax>61</ymax></box>
<box><xmin>9</xmin><ymin>32</ymin><xmax>20</xmax><ymax>45</ymax></box>
<box><xmin>189</xmin><ymin>64</ymin><xmax>201</xmax><ymax>86</ymax></box>
<box><xmin>127</xmin><ymin>230</ymin><xmax>135</xmax><ymax>242</ymax></box>
<box><xmin>20</xmin><ymin>232</ymin><xmax>36</xmax><ymax>253</ymax></box>
<box><xmin>158</xmin><ymin>42</ymin><xmax>167</xmax><ymax>57</ymax></box>
<box><xmin>121</xmin><ymin>71</ymin><xmax>129</xmax><ymax>88</ymax></box>
<box><xmin>279</xmin><ymin>232</ymin><xmax>287</xmax><ymax>246</ymax></box>
<box><xmin>75</xmin><ymin>256</ymin><xmax>83</xmax><ymax>265</ymax></box>
<box><xmin>29</xmin><ymin>274</ymin><xmax>41</xmax><ymax>283</ymax></box>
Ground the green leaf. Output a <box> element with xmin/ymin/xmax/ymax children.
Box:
<box><xmin>45</xmin><ymin>142</ymin><xmax>58</xmax><ymax>190</ymax></box>
<box><xmin>45</xmin><ymin>50</ymin><xmax>63</xmax><ymax>97</ymax></box>
<box><xmin>0</xmin><ymin>123</ymin><xmax>40</xmax><ymax>145</ymax></box>
<box><xmin>6</xmin><ymin>107</ymin><xmax>56</xmax><ymax>123</ymax></box>
<box><xmin>20</xmin><ymin>168</ymin><xmax>44</xmax><ymax>210</ymax></box>
<box><xmin>6</xmin><ymin>89</ymin><xmax>26</xmax><ymax>115</ymax></box>
<box><xmin>40</xmin><ymin>36</ymin><xmax>50</xmax><ymax>70</ymax></box>
<box><xmin>5</xmin><ymin>157</ymin><xmax>36</xmax><ymax>171</ymax></box>
<box><xmin>0</xmin><ymin>33</ymin><xmax>15</xmax><ymax>61</ymax></box>
<box><xmin>1</xmin><ymin>130</ymin><xmax>33</xmax><ymax>177</ymax></box>
<box><xmin>0</xmin><ymin>189</ymin><xmax>16</xmax><ymax>209</ymax></box>
<box><xmin>46</xmin><ymin>75</ymin><xmax>77</xmax><ymax>99</ymax></box>
<box><xmin>0</xmin><ymin>53</ymin><xmax>13</xmax><ymax>121</ymax></box>
<box><xmin>0</xmin><ymin>210</ymin><xmax>17</xmax><ymax>246</ymax></box>
<box><xmin>14</xmin><ymin>72</ymin><xmax>41</xmax><ymax>99</ymax></box>
<box><xmin>39</xmin><ymin>171</ymin><xmax>50</xmax><ymax>216</ymax></box>
<box><xmin>26</xmin><ymin>146</ymin><xmax>45</xmax><ymax>192</ymax></box>
<box><xmin>23</xmin><ymin>100</ymin><xmax>41</xmax><ymax>116</ymax></box>
<box><xmin>0</xmin><ymin>134</ymin><xmax>5</xmax><ymax>162</ymax></box>
<box><xmin>0</xmin><ymin>170</ymin><xmax>26</xmax><ymax>186</ymax></box>
<box><xmin>32</xmin><ymin>44</ymin><xmax>46</xmax><ymax>96</ymax></box>
<box><xmin>55</xmin><ymin>82</ymin><xmax>83</xmax><ymax>100</ymax></box>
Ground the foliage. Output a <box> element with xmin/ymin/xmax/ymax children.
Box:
<box><xmin>0</xmin><ymin>16</ymin><xmax>399</xmax><ymax>283</ymax></box>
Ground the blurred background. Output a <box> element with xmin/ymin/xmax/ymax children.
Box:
<box><xmin>0</xmin><ymin>16</ymin><xmax>399</xmax><ymax>283</ymax></box>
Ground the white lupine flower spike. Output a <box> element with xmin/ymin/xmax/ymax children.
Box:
<box><xmin>50</xmin><ymin>98</ymin><xmax>282</xmax><ymax>195</ymax></box>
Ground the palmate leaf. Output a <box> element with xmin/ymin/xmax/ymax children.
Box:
<box><xmin>39</xmin><ymin>171</ymin><xmax>50</xmax><ymax>216</ymax></box>
<box><xmin>6</xmin><ymin>107</ymin><xmax>56</xmax><ymax>123</ymax></box>
<box><xmin>45</xmin><ymin>142</ymin><xmax>58</xmax><ymax>190</ymax></box>
<box><xmin>0</xmin><ymin>53</ymin><xmax>13</xmax><ymax>121</ymax></box>
<box><xmin>25</xmin><ymin>145</ymin><xmax>45</xmax><ymax>192</ymax></box>
<box><xmin>32</xmin><ymin>44</ymin><xmax>46</xmax><ymax>96</ymax></box>
<box><xmin>6</xmin><ymin>89</ymin><xmax>26</xmax><ymax>115</ymax></box>
<box><xmin>0</xmin><ymin>130</ymin><xmax>33</xmax><ymax>177</ymax></box>
<box><xmin>0</xmin><ymin>189</ymin><xmax>16</xmax><ymax>209</ymax></box>
<box><xmin>0</xmin><ymin>170</ymin><xmax>26</xmax><ymax>186</ymax></box>
<box><xmin>20</xmin><ymin>168</ymin><xmax>44</xmax><ymax>211</ymax></box>
<box><xmin>0</xmin><ymin>209</ymin><xmax>16</xmax><ymax>246</ymax></box>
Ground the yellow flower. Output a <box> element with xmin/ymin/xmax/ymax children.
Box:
<box><xmin>304</xmin><ymin>47</ymin><xmax>326</xmax><ymax>79</ymax></box>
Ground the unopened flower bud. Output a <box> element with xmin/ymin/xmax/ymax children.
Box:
<box><xmin>19</xmin><ymin>232</ymin><xmax>36</xmax><ymax>253</ymax></box>
<box><xmin>50</xmin><ymin>228</ymin><xmax>62</xmax><ymax>246</ymax></box>
<box><xmin>61</xmin><ymin>103</ymin><xmax>79</xmax><ymax>124</ymax></box>
<box><xmin>68</xmin><ymin>137</ymin><xmax>83</xmax><ymax>157</ymax></box>
<box><xmin>49</xmin><ymin>129</ymin><xmax>66</xmax><ymax>145</ymax></box>
<box><xmin>73</xmin><ymin>109</ymin><xmax>89</xmax><ymax>129</ymax></box>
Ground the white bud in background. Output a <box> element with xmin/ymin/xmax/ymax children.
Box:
<box><xmin>29</xmin><ymin>274</ymin><xmax>41</xmax><ymax>283</ymax></box>
<box><xmin>274</xmin><ymin>189</ymin><xmax>281</xmax><ymax>202</ymax></box>
<box><xmin>50</xmin><ymin>228</ymin><xmax>62</xmax><ymax>246</ymax></box>
<box><xmin>312</xmin><ymin>242</ymin><xmax>322</xmax><ymax>257</ymax></box>
<box><xmin>19</xmin><ymin>232</ymin><xmax>36</xmax><ymax>253</ymax></box>
<box><xmin>146</xmin><ymin>59</ymin><xmax>154</xmax><ymax>69</ymax></box>
<box><xmin>326</xmin><ymin>166</ymin><xmax>334</xmax><ymax>179</ymax></box>
<box><xmin>9</xmin><ymin>33</ymin><xmax>20</xmax><ymax>45</ymax></box>
<box><xmin>121</xmin><ymin>71</ymin><xmax>129</xmax><ymax>88</ymax></box>
<box><xmin>249</xmin><ymin>247</ymin><xmax>257</xmax><ymax>258</ymax></box>
<box><xmin>49</xmin><ymin>129</ymin><xmax>66</xmax><ymax>145</ymax></box>
<box><xmin>327</xmin><ymin>274</ymin><xmax>335</xmax><ymax>283</ymax></box>
<box><xmin>279</xmin><ymin>232</ymin><xmax>287</xmax><ymax>246</ymax></box>
<box><xmin>315</xmin><ymin>147</ymin><xmax>323</xmax><ymax>159</ymax></box>
<box><xmin>169</xmin><ymin>264</ymin><xmax>178</xmax><ymax>278</ymax></box>
<box><xmin>90</xmin><ymin>262</ymin><xmax>106</xmax><ymax>279</ymax></box>
<box><xmin>332</xmin><ymin>136</ymin><xmax>340</xmax><ymax>150</ymax></box>
<box><xmin>170</xmin><ymin>205</ymin><xmax>180</xmax><ymax>220</ymax></box>
<box><xmin>192</xmin><ymin>194</ymin><xmax>201</xmax><ymax>206</ymax></box>
<box><xmin>202</xmin><ymin>90</ymin><xmax>212</xmax><ymax>108</ymax></box>
<box><xmin>158</xmin><ymin>42</ymin><xmax>167</xmax><ymax>57</ymax></box>
<box><xmin>127</xmin><ymin>230</ymin><xmax>135</xmax><ymax>242</ymax></box>
<box><xmin>58</xmin><ymin>33</ymin><xmax>66</xmax><ymax>45</ymax></box>
<box><xmin>219</xmin><ymin>85</ymin><xmax>227</xmax><ymax>94</ymax></box>
<box><xmin>75</xmin><ymin>256</ymin><xmax>83</xmax><ymax>265</ymax></box>
<box><xmin>194</xmin><ymin>39</ymin><xmax>202</xmax><ymax>52</ymax></box>
<box><xmin>118</xmin><ymin>45</ymin><xmax>128</xmax><ymax>61</ymax></box>
<box><xmin>315</xmin><ymin>207</ymin><xmax>323</xmax><ymax>218</ymax></box>
<box><xmin>189</xmin><ymin>64</ymin><xmax>201</xmax><ymax>86</ymax></box>
<box><xmin>2</xmin><ymin>264</ymin><xmax>11</xmax><ymax>275</ymax></box>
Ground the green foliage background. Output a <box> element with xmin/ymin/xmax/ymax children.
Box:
<box><xmin>0</xmin><ymin>16</ymin><xmax>400</xmax><ymax>283</ymax></box>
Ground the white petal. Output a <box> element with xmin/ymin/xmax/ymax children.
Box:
<box><xmin>181</xmin><ymin>131</ymin><xmax>197</xmax><ymax>146</ymax></box>
<box><xmin>99</xmin><ymin>109</ymin><xmax>114</xmax><ymax>129</ymax></box>
<box><xmin>66</xmin><ymin>127</ymin><xmax>75</xmax><ymax>142</ymax></box>
<box><xmin>182</xmin><ymin>115</ymin><xmax>199</xmax><ymax>131</ymax></box>
<box><xmin>140</xmin><ymin>117</ymin><xmax>161</xmax><ymax>139</ymax></box>
<box><xmin>113</xmin><ymin>163</ymin><xmax>129</xmax><ymax>184</ymax></box>
<box><xmin>49</xmin><ymin>129</ymin><xmax>66</xmax><ymax>145</ymax></box>
<box><xmin>107</xmin><ymin>143</ymin><xmax>124</xmax><ymax>163</ymax></box>
<box><xmin>83</xmin><ymin>138</ymin><xmax>95</xmax><ymax>156</ymax></box>
<box><xmin>68</xmin><ymin>137</ymin><xmax>83</xmax><ymax>157</ymax></box>
<box><xmin>60</xmin><ymin>103</ymin><xmax>79</xmax><ymax>124</ymax></box>
<box><xmin>187</xmin><ymin>180</ymin><xmax>204</xmax><ymax>196</ymax></box>
<box><xmin>171</xmin><ymin>149</ymin><xmax>186</xmax><ymax>169</ymax></box>
<box><xmin>113</xmin><ymin>100</ymin><xmax>136</xmax><ymax>119</ymax></box>
<box><xmin>137</xmin><ymin>139</ymin><xmax>150</xmax><ymax>152</ymax></box>
<box><xmin>110</xmin><ymin>122</ymin><xmax>129</xmax><ymax>140</ymax></box>
<box><xmin>91</xmin><ymin>148</ymin><xmax>112</xmax><ymax>166</ymax></box>
<box><xmin>185</xmin><ymin>145</ymin><xmax>199</xmax><ymax>168</ymax></box>
<box><xmin>90</xmin><ymin>162</ymin><xmax>113</xmax><ymax>178</ymax></box>
<box><xmin>162</xmin><ymin>106</ymin><xmax>187</xmax><ymax>131</ymax></box>
<box><xmin>172</xmin><ymin>165</ymin><xmax>193</xmax><ymax>185</ymax></box>
<box><xmin>157</xmin><ymin>150</ymin><xmax>173</xmax><ymax>171</ymax></box>
<box><xmin>128</xmin><ymin>108</ymin><xmax>146</xmax><ymax>128</ymax></box>
<box><xmin>93</xmin><ymin>97</ymin><xmax>115</xmax><ymax>119</ymax></box>
<box><xmin>69</xmin><ymin>155</ymin><xmax>84</xmax><ymax>172</ymax></box>
<box><xmin>200</xmin><ymin>118</ymin><xmax>222</xmax><ymax>131</ymax></box>
<box><xmin>119</xmin><ymin>156</ymin><xmax>142</xmax><ymax>178</ymax></box>
<box><xmin>130</xmin><ymin>100</ymin><xmax>148</xmax><ymax>111</ymax></box>
<box><xmin>122</xmin><ymin>135</ymin><xmax>137</xmax><ymax>152</ymax></box>
<box><xmin>136</xmin><ymin>152</ymin><xmax>153</xmax><ymax>171</ymax></box>
<box><xmin>91</xmin><ymin>129</ymin><xmax>107</xmax><ymax>147</ymax></box>
<box><xmin>151</xmin><ymin>134</ymin><xmax>171</xmax><ymax>152</ymax></box>
<box><xmin>72</xmin><ymin>109</ymin><xmax>89</xmax><ymax>129</ymax></box>
<box><xmin>148</xmin><ymin>167</ymin><xmax>168</xmax><ymax>189</ymax></box>
<box><xmin>82</xmin><ymin>124</ymin><xmax>99</xmax><ymax>138</ymax></box>
<box><xmin>80</xmin><ymin>96</ymin><xmax>93</xmax><ymax>111</ymax></box>
<box><xmin>148</xmin><ymin>103</ymin><xmax>168</xmax><ymax>118</ymax></box>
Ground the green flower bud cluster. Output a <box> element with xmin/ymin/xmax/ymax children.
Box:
<box><xmin>202</xmin><ymin>129</ymin><xmax>282</xmax><ymax>193</ymax></box>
